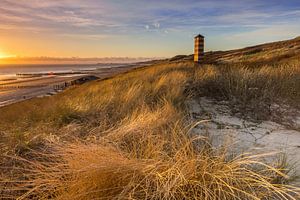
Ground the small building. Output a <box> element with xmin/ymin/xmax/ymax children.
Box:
<box><xmin>194</xmin><ymin>34</ymin><xmax>204</xmax><ymax>63</ymax></box>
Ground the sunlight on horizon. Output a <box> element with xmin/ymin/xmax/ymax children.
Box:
<box><xmin>0</xmin><ymin>50</ymin><xmax>7</xmax><ymax>59</ymax></box>
<box><xmin>0</xmin><ymin>49</ymin><xmax>14</xmax><ymax>64</ymax></box>
<box><xmin>0</xmin><ymin>48</ymin><xmax>14</xmax><ymax>57</ymax></box>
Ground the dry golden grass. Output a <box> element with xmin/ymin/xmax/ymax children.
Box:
<box><xmin>0</xmin><ymin>56</ymin><xmax>299</xmax><ymax>199</ymax></box>
<box><xmin>191</xmin><ymin>59</ymin><xmax>300</xmax><ymax>121</ymax></box>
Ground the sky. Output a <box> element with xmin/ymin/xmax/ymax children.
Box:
<box><xmin>0</xmin><ymin>0</ymin><xmax>300</xmax><ymax>61</ymax></box>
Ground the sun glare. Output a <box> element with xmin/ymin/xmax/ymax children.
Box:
<box><xmin>0</xmin><ymin>50</ymin><xmax>13</xmax><ymax>64</ymax></box>
<box><xmin>0</xmin><ymin>50</ymin><xmax>7</xmax><ymax>59</ymax></box>
<box><xmin>0</xmin><ymin>50</ymin><xmax>14</xmax><ymax>60</ymax></box>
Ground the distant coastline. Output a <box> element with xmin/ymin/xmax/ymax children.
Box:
<box><xmin>0</xmin><ymin>57</ymin><xmax>161</xmax><ymax>65</ymax></box>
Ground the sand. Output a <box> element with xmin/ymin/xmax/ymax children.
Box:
<box><xmin>0</xmin><ymin>64</ymin><xmax>141</xmax><ymax>107</ymax></box>
<box><xmin>188</xmin><ymin>97</ymin><xmax>300</xmax><ymax>186</ymax></box>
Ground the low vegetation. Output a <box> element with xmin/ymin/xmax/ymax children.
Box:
<box><xmin>1</xmin><ymin>39</ymin><xmax>300</xmax><ymax>199</ymax></box>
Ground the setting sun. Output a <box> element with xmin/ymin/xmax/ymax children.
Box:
<box><xmin>0</xmin><ymin>49</ymin><xmax>9</xmax><ymax>59</ymax></box>
<box><xmin>0</xmin><ymin>49</ymin><xmax>15</xmax><ymax>63</ymax></box>
<box><xmin>0</xmin><ymin>52</ymin><xmax>5</xmax><ymax>59</ymax></box>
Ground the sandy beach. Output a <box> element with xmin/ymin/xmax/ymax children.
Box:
<box><xmin>0</xmin><ymin>63</ymin><xmax>143</xmax><ymax>107</ymax></box>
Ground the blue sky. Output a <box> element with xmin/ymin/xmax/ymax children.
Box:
<box><xmin>0</xmin><ymin>0</ymin><xmax>300</xmax><ymax>57</ymax></box>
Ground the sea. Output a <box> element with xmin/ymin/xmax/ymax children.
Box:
<box><xmin>0</xmin><ymin>63</ymin><xmax>121</xmax><ymax>80</ymax></box>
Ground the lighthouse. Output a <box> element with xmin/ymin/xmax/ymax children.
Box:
<box><xmin>194</xmin><ymin>34</ymin><xmax>204</xmax><ymax>63</ymax></box>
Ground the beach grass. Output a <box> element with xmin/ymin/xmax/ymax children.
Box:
<box><xmin>1</xmin><ymin>42</ymin><xmax>300</xmax><ymax>199</ymax></box>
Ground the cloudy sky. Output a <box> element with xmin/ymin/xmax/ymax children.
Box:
<box><xmin>0</xmin><ymin>0</ymin><xmax>300</xmax><ymax>58</ymax></box>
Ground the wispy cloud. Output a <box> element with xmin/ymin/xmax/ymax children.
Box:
<box><xmin>1</xmin><ymin>0</ymin><xmax>300</xmax><ymax>33</ymax></box>
<box><xmin>0</xmin><ymin>0</ymin><xmax>300</xmax><ymax>56</ymax></box>
<box><xmin>58</xmin><ymin>33</ymin><xmax>112</xmax><ymax>40</ymax></box>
